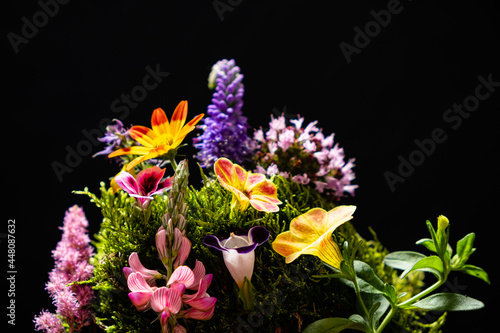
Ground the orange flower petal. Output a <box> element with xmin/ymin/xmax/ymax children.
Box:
<box><xmin>129</xmin><ymin>126</ymin><xmax>157</xmax><ymax>147</ymax></box>
<box><xmin>175</xmin><ymin>113</ymin><xmax>204</xmax><ymax>140</ymax></box>
<box><xmin>169</xmin><ymin>100</ymin><xmax>188</xmax><ymax>136</ymax></box>
<box><xmin>151</xmin><ymin>108</ymin><xmax>170</xmax><ymax>137</ymax></box>
<box><xmin>108</xmin><ymin>146</ymin><xmax>152</xmax><ymax>158</ymax></box>
<box><xmin>126</xmin><ymin>151</ymin><xmax>162</xmax><ymax>171</ymax></box>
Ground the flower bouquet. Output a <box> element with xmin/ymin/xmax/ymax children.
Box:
<box><xmin>35</xmin><ymin>59</ymin><xmax>489</xmax><ymax>333</ymax></box>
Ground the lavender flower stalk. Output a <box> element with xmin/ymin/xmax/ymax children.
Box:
<box><xmin>194</xmin><ymin>59</ymin><xmax>253</xmax><ymax>167</ymax></box>
<box><xmin>92</xmin><ymin>119</ymin><xmax>130</xmax><ymax>158</ymax></box>
<box><xmin>34</xmin><ymin>205</ymin><xmax>95</xmax><ymax>332</ymax></box>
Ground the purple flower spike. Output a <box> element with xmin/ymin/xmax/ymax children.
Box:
<box><xmin>194</xmin><ymin>59</ymin><xmax>253</xmax><ymax>168</ymax></box>
<box><xmin>203</xmin><ymin>226</ymin><xmax>269</xmax><ymax>288</ymax></box>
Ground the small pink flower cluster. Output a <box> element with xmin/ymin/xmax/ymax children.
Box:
<box><xmin>124</xmin><ymin>225</ymin><xmax>216</xmax><ymax>333</ymax></box>
<box><xmin>253</xmin><ymin>114</ymin><xmax>358</xmax><ymax>199</ymax></box>
<box><xmin>34</xmin><ymin>206</ymin><xmax>95</xmax><ymax>333</ymax></box>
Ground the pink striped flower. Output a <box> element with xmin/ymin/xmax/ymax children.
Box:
<box><xmin>127</xmin><ymin>272</ymin><xmax>157</xmax><ymax>311</ymax></box>
<box><xmin>123</xmin><ymin>252</ymin><xmax>163</xmax><ymax>286</ymax></box>
<box><xmin>151</xmin><ymin>287</ymin><xmax>183</xmax><ymax>333</ymax></box>
<box><xmin>214</xmin><ymin>158</ymin><xmax>282</xmax><ymax>213</ymax></box>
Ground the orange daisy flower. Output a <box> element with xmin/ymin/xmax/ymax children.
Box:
<box><xmin>108</xmin><ymin>101</ymin><xmax>203</xmax><ymax>171</ymax></box>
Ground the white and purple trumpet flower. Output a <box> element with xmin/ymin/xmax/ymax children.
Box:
<box><xmin>203</xmin><ymin>226</ymin><xmax>270</xmax><ymax>289</ymax></box>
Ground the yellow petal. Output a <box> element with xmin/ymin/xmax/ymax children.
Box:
<box><xmin>169</xmin><ymin>100</ymin><xmax>188</xmax><ymax>136</ymax></box>
<box><xmin>272</xmin><ymin>231</ymin><xmax>310</xmax><ymax>262</ymax></box>
<box><xmin>151</xmin><ymin>108</ymin><xmax>171</xmax><ymax>137</ymax></box>
<box><xmin>272</xmin><ymin>206</ymin><xmax>356</xmax><ymax>266</ymax></box>
<box><xmin>129</xmin><ymin>126</ymin><xmax>157</xmax><ymax>147</ymax></box>
<box><xmin>108</xmin><ymin>146</ymin><xmax>152</xmax><ymax>158</ymax></box>
<box><xmin>289</xmin><ymin>208</ymin><xmax>328</xmax><ymax>243</ymax></box>
<box><xmin>214</xmin><ymin>158</ymin><xmax>243</xmax><ymax>189</ymax></box>
<box><xmin>314</xmin><ymin>233</ymin><xmax>344</xmax><ymax>269</ymax></box>
<box><xmin>325</xmin><ymin>206</ymin><xmax>357</xmax><ymax>230</ymax></box>
<box><xmin>174</xmin><ymin>113</ymin><xmax>204</xmax><ymax>141</ymax></box>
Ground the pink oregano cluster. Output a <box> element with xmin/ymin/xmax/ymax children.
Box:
<box><xmin>124</xmin><ymin>225</ymin><xmax>216</xmax><ymax>333</ymax></box>
<box><xmin>253</xmin><ymin>114</ymin><xmax>357</xmax><ymax>199</ymax></box>
<box><xmin>34</xmin><ymin>206</ymin><xmax>95</xmax><ymax>333</ymax></box>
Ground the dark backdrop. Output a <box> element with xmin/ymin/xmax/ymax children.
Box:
<box><xmin>4</xmin><ymin>0</ymin><xmax>499</xmax><ymax>332</ymax></box>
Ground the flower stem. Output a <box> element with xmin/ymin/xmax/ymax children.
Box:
<box><xmin>397</xmin><ymin>278</ymin><xmax>444</xmax><ymax>308</ymax></box>
<box><xmin>376</xmin><ymin>307</ymin><xmax>395</xmax><ymax>333</ymax></box>
<box><xmin>352</xmin><ymin>276</ymin><xmax>371</xmax><ymax>329</ymax></box>
<box><xmin>170</xmin><ymin>158</ymin><xmax>178</xmax><ymax>172</ymax></box>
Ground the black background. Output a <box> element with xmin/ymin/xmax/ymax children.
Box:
<box><xmin>4</xmin><ymin>0</ymin><xmax>499</xmax><ymax>332</ymax></box>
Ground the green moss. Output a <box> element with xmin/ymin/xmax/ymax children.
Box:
<box><xmin>78</xmin><ymin>174</ymin><xmax>442</xmax><ymax>333</ymax></box>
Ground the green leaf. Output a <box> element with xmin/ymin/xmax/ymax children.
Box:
<box><xmin>426</xmin><ymin>220</ymin><xmax>438</xmax><ymax>242</ymax></box>
<box><xmin>383</xmin><ymin>284</ymin><xmax>397</xmax><ymax>304</ymax></box>
<box><xmin>384</xmin><ymin>251</ymin><xmax>427</xmax><ymax>278</ymax></box>
<box><xmin>303</xmin><ymin>317</ymin><xmax>369</xmax><ymax>333</ymax></box>
<box><xmin>341</xmin><ymin>261</ymin><xmax>386</xmax><ymax>294</ymax></box>
<box><xmin>416</xmin><ymin>237</ymin><xmax>437</xmax><ymax>252</ymax></box>
<box><xmin>354</xmin><ymin>261</ymin><xmax>386</xmax><ymax>292</ymax></box>
<box><xmin>412</xmin><ymin>293</ymin><xmax>485</xmax><ymax>311</ymax></box>
<box><xmin>453</xmin><ymin>233</ymin><xmax>476</xmax><ymax>267</ymax></box>
<box><xmin>401</xmin><ymin>255</ymin><xmax>444</xmax><ymax>280</ymax></box>
<box><xmin>360</xmin><ymin>293</ymin><xmax>390</xmax><ymax>327</ymax></box>
<box><xmin>457</xmin><ymin>264</ymin><xmax>490</xmax><ymax>284</ymax></box>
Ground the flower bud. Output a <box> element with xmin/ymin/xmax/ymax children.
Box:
<box><xmin>437</xmin><ymin>215</ymin><xmax>449</xmax><ymax>230</ymax></box>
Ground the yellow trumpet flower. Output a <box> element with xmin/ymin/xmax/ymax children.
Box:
<box><xmin>272</xmin><ymin>206</ymin><xmax>356</xmax><ymax>269</ymax></box>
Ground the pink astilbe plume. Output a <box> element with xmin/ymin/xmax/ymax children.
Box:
<box><xmin>34</xmin><ymin>205</ymin><xmax>95</xmax><ymax>332</ymax></box>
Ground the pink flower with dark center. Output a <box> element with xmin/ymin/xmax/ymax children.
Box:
<box><xmin>114</xmin><ymin>166</ymin><xmax>173</xmax><ymax>209</ymax></box>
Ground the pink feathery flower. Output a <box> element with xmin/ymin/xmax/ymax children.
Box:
<box><xmin>34</xmin><ymin>205</ymin><xmax>95</xmax><ymax>332</ymax></box>
<box><xmin>34</xmin><ymin>310</ymin><xmax>65</xmax><ymax>333</ymax></box>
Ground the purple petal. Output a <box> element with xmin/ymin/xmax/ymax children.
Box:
<box><xmin>248</xmin><ymin>226</ymin><xmax>270</xmax><ymax>246</ymax></box>
<box><xmin>203</xmin><ymin>235</ymin><xmax>228</xmax><ymax>252</ymax></box>
<box><xmin>232</xmin><ymin>243</ymin><xmax>258</xmax><ymax>254</ymax></box>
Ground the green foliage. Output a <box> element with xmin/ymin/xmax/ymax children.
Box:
<box><xmin>411</xmin><ymin>293</ymin><xmax>484</xmax><ymax>312</ymax></box>
<box><xmin>75</xmin><ymin>183</ymin><xmax>166</xmax><ymax>333</ymax></box>
<box><xmin>305</xmin><ymin>215</ymin><xmax>489</xmax><ymax>333</ymax></box>
<box><xmin>303</xmin><ymin>316</ymin><xmax>369</xmax><ymax>333</ymax></box>
<box><xmin>77</xmin><ymin>174</ymin><xmax>427</xmax><ymax>333</ymax></box>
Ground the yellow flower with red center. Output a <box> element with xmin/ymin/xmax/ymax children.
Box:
<box><xmin>108</xmin><ymin>101</ymin><xmax>204</xmax><ymax>171</ymax></box>
<box><xmin>272</xmin><ymin>206</ymin><xmax>356</xmax><ymax>269</ymax></box>
<box><xmin>214</xmin><ymin>158</ymin><xmax>282</xmax><ymax>213</ymax></box>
